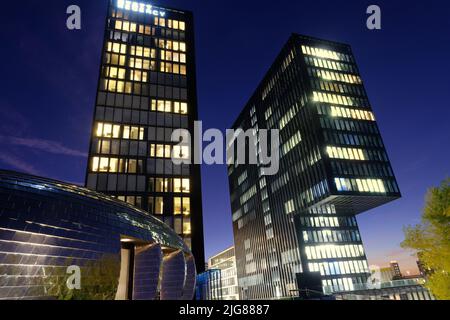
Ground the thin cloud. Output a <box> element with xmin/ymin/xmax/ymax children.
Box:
<box><xmin>0</xmin><ymin>153</ymin><xmax>42</xmax><ymax>176</ymax></box>
<box><xmin>0</xmin><ymin>135</ymin><xmax>87</xmax><ymax>158</ymax></box>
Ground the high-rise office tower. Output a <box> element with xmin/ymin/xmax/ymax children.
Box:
<box><xmin>85</xmin><ymin>0</ymin><xmax>205</xmax><ymax>273</ymax></box>
<box><xmin>228</xmin><ymin>34</ymin><xmax>400</xmax><ymax>299</ymax></box>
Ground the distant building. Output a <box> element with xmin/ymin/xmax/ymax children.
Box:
<box><xmin>390</xmin><ymin>261</ymin><xmax>403</xmax><ymax>280</ymax></box>
<box><xmin>196</xmin><ymin>269</ymin><xmax>223</xmax><ymax>300</ymax></box>
<box><xmin>333</xmin><ymin>278</ymin><xmax>435</xmax><ymax>300</ymax></box>
<box><xmin>369</xmin><ymin>266</ymin><xmax>396</xmax><ymax>283</ymax></box>
<box><xmin>208</xmin><ymin>247</ymin><xmax>240</xmax><ymax>300</ymax></box>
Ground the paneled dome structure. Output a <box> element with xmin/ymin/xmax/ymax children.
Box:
<box><xmin>0</xmin><ymin>170</ymin><xmax>196</xmax><ymax>300</ymax></box>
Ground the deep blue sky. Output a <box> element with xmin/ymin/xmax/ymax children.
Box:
<box><xmin>1</xmin><ymin>0</ymin><xmax>449</xmax><ymax>273</ymax></box>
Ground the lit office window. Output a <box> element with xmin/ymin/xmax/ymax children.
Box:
<box><xmin>326</xmin><ymin>146</ymin><xmax>366</xmax><ymax>161</ymax></box>
<box><xmin>107</xmin><ymin>42</ymin><xmax>127</xmax><ymax>54</ymax></box>
<box><xmin>282</xmin><ymin>131</ymin><xmax>302</xmax><ymax>155</ymax></box>
<box><xmin>313</xmin><ymin>91</ymin><xmax>365</xmax><ymax>107</ymax></box>
<box><xmin>105</xmin><ymin>53</ymin><xmax>126</xmax><ymax>66</ymax></box>
<box><xmin>129</xmin><ymin>57</ymin><xmax>156</xmax><ymax>70</ymax></box>
<box><xmin>155</xmin><ymin>197</ymin><xmax>164</xmax><ymax>214</ymax></box>
<box><xmin>150</xmin><ymin>100</ymin><xmax>188</xmax><ymax>115</ymax></box>
<box><xmin>183</xmin><ymin>218</ymin><xmax>191</xmax><ymax>235</ymax></box>
<box><xmin>95</xmin><ymin>123</ymin><xmax>121</xmax><ymax>138</ymax></box>
<box><xmin>150</xmin><ymin>144</ymin><xmax>174</xmax><ymax>158</ymax></box>
<box><xmin>334</xmin><ymin>177</ymin><xmax>387</xmax><ymax>193</ymax></box>
<box><xmin>174</xmin><ymin>178</ymin><xmax>190</xmax><ymax>193</ymax></box>
<box><xmin>123</xmin><ymin>126</ymin><xmax>144</xmax><ymax>140</ymax></box>
<box><xmin>330</xmin><ymin>106</ymin><xmax>375</xmax><ymax>121</ymax></box>
<box><xmin>130</xmin><ymin>45</ymin><xmax>156</xmax><ymax>58</ymax></box>
<box><xmin>310</xmin><ymin>68</ymin><xmax>362</xmax><ymax>84</ymax></box>
<box><xmin>284</xmin><ymin>199</ymin><xmax>295</xmax><ymax>214</ymax></box>
<box><xmin>174</xmin><ymin>197</ymin><xmax>190</xmax><ymax>215</ymax></box>
<box><xmin>129</xmin><ymin>70</ymin><xmax>148</xmax><ymax>82</ymax></box>
<box><xmin>301</xmin><ymin>45</ymin><xmax>350</xmax><ymax>62</ymax></box>
<box><xmin>106</xmin><ymin>67</ymin><xmax>126</xmax><ymax>79</ymax></box>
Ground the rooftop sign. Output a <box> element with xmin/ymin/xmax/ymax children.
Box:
<box><xmin>117</xmin><ymin>0</ymin><xmax>166</xmax><ymax>17</ymax></box>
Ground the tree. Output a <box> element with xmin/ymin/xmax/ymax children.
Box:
<box><xmin>45</xmin><ymin>254</ymin><xmax>120</xmax><ymax>300</ymax></box>
<box><xmin>401</xmin><ymin>178</ymin><xmax>450</xmax><ymax>300</ymax></box>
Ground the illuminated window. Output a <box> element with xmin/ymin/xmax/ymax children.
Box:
<box><xmin>174</xmin><ymin>197</ymin><xmax>182</xmax><ymax>215</ymax></box>
<box><xmin>183</xmin><ymin>198</ymin><xmax>190</xmax><ymax>215</ymax></box>
<box><xmin>130</xmin><ymin>70</ymin><xmax>148</xmax><ymax>82</ymax></box>
<box><xmin>183</xmin><ymin>218</ymin><xmax>191</xmax><ymax>235</ymax></box>
<box><xmin>174</xmin><ymin>179</ymin><xmax>182</xmax><ymax>193</ymax></box>
<box><xmin>156</xmin><ymin>144</ymin><xmax>165</xmax><ymax>158</ymax></box>
<box><xmin>122</xmin><ymin>126</ymin><xmax>144</xmax><ymax>140</ymax></box>
<box><xmin>91</xmin><ymin>158</ymin><xmax>142</xmax><ymax>174</ymax></box>
<box><xmin>182</xmin><ymin>179</ymin><xmax>190</xmax><ymax>193</ymax></box>
<box><xmin>155</xmin><ymin>178</ymin><xmax>170</xmax><ymax>193</ymax></box>
<box><xmin>284</xmin><ymin>199</ymin><xmax>295</xmax><ymax>214</ymax></box>
<box><xmin>129</xmin><ymin>57</ymin><xmax>155</xmax><ymax>70</ymax></box>
<box><xmin>329</xmin><ymin>106</ymin><xmax>375</xmax><ymax>121</ymax></box>
<box><xmin>301</xmin><ymin>45</ymin><xmax>349</xmax><ymax>62</ymax></box>
<box><xmin>310</xmin><ymin>68</ymin><xmax>362</xmax><ymax>84</ymax></box>
<box><xmin>174</xmin><ymin>197</ymin><xmax>190</xmax><ymax>216</ymax></box>
<box><xmin>107</xmin><ymin>42</ymin><xmax>127</xmax><ymax>54</ymax></box>
<box><xmin>107</xmin><ymin>67</ymin><xmax>126</xmax><ymax>79</ymax></box>
<box><xmin>99</xmin><ymin>157</ymin><xmax>109</xmax><ymax>172</ymax></box>
<box><xmin>157</xmin><ymin>40</ymin><xmax>186</xmax><ymax>52</ymax></box>
<box><xmin>173</xmin><ymin>102</ymin><xmax>187</xmax><ymax>114</ymax></box>
<box><xmin>95</xmin><ymin>123</ymin><xmax>121</xmax><ymax>138</ymax></box>
<box><xmin>130</xmin><ymin>45</ymin><xmax>155</xmax><ymax>58</ymax></box>
<box><xmin>106</xmin><ymin>53</ymin><xmax>126</xmax><ymax>66</ymax></box>
<box><xmin>326</xmin><ymin>146</ymin><xmax>366</xmax><ymax>160</ymax></box>
<box><xmin>128</xmin><ymin>159</ymin><xmax>137</xmax><ymax>173</ymax></box>
<box><xmin>109</xmin><ymin>158</ymin><xmax>119</xmax><ymax>172</ymax></box>
<box><xmin>150</xmin><ymin>144</ymin><xmax>171</xmax><ymax>158</ymax></box>
<box><xmin>173</xmin><ymin>179</ymin><xmax>190</xmax><ymax>193</ymax></box>
<box><xmin>155</xmin><ymin>197</ymin><xmax>164</xmax><ymax>214</ymax></box>
<box><xmin>137</xmin><ymin>24</ymin><xmax>152</xmax><ymax>35</ymax></box>
<box><xmin>282</xmin><ymin>131</ymin><xmax>302</xmax><ymax>155</ymax></box>
<box><xmin>152</xmin><ymin>100</ymin><xmax>187</xmax><ymax>114</ymax></box>
<box><xmin>155</xmin><ymin>17</ymin><xmax>166</xmax><ymax>27</ymax></box>
<box><xmin>334</xmin><ymin>177</ymin><xmax>386</xmax><ymax>193</ymax></box>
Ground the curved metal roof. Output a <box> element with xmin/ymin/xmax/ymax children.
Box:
<box><xmin>0</xmin><ymin>170</ymin><xmax>191</xmax><ymax>254</ymax></box>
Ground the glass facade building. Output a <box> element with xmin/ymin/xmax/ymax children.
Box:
<box><xmin>195</xmin><ymin>269</ymin><xmax>223</xmax><ymax>301</ymax></box>
<box><xmin>228</xmin><ymin>34</ymin><xmax>401</xmax><ymax>299</ymax></box>
<box><xmin>208</xmin><ymin>246</ymin><xmax>240</xmax><ymax>300</ymax></box>
<box><xmin>333</xmin><ymin>278</ymin><xmax>435</xmax><ymax>300</ymax></box>
<box><xmin>0</xmin><ymin>170</ymin><xmax>196</xmax><ymax>300</ymax></box>
<box><xmin>85</xmin><ymin>0</ymin><xmax>205</xmax><ymax>272</ymax></box>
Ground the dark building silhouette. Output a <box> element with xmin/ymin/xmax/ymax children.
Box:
<box><xmin>227</xmin><ymin>34</ymin><xmax>401</xmax><ymax>299</ymax></box>
<box><xmin>84</xmin><ymin>0</ymin><xmax>205</xmax><ymax>272</ymax></box>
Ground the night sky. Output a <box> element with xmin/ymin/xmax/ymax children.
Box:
<box><xmin>1</xmin><ymin>0</ymin><xmax>449</xmax><ymax>274</ymax></box>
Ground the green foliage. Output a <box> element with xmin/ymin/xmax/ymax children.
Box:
<box><xmin>401</xmin><ymin>178</ymin><xmax>450</xmax><ymax>300</ymax></box>
<box><xmin>45</xmin><ymin>254</ymin><xmax>120</xmax><ymax>300</ymax></box>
